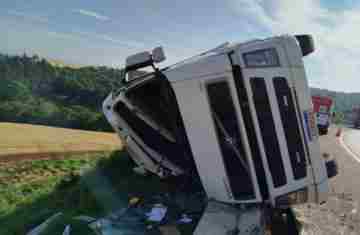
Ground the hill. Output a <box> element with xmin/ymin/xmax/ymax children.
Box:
<box><xmin>0</xmin><ymin>52</ymin><xmax>359</xmax><ymax>130</ymax></box>
<box><xmin>0</xmin><ymin>53</ymin><xmax>124</xmax><ymax>131</ymax></box>
<box><xmin>310</xmin><ymin>87</ymin><xmax>360</xmax><ymax>113</ymax></box>
<box><xmin>47</xmin><ymin>58</ymin><xmax>83</xmax><ymax>69</ymax></box>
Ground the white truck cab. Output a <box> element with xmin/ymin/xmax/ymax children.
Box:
<box><xmin>103</xmin><ymin>35</ymin><xmax>335</xmax><ymax>208</ymax></box>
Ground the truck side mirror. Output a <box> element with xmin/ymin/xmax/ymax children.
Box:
<box><xmin>152</xmin><ymin>47</ymin><xmax>166</xmax><ymax>63</ymax></box>
<box><xmin>295</xmin><ymin>35</ymin><xmax>315</xmax><ymax>56</ymax></box>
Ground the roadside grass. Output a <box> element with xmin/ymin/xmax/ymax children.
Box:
<box><xmin>0</xmin><ymin>153</ymin><xmax>104</xmax><ymax>234</ymax></box>
<box><xmin>0</xmin><ymin>151</ymin><xmax>180</xmax><ymax>235</ymax></box>
<box><xmin>0</xmin><ymin>122</ymin><xmax>122</xmax><ymax>157</ymax></box>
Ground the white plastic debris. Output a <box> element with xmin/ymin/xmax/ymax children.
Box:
<box><xmin>178</xmin><ymin>214</ymin><xmax>192</xmax><ymax>224</ymax></box>
<box><xmin>73</xmin><ymin>215</ymin><xmax>97</xmax><ymax>223</ymax></box>
<box><xmin>88</xmin><ymin>218</ymin><xmax>126</xmax><ymax>235</ymax></box>
<box><xmin>133</xmin><ymin>166</ymin><xmax>147</xmax><ymax>175</ymax></box>
<box><xmin>145</xmin><ymin>204</ymin><xmax>167</xmax><ymax>222</ymax></box>
<box><xmin>88</xmin><ymin>218</ymin><xmax>112</xmax><ymax>235</ymax></box>
<box><xmin>62</xmin><ymin>225</ymin><xmax>71</xmax><ymax>235</ymax></box>
<box><xmin>26</xmin><ymin>212</ymin><xmax>63</xmax><ymax>235</ymax></box>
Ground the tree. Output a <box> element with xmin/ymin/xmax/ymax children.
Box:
<box><xmin>0</xmin><ymin>79</ymin><xmax>31</xmax><ymax>100</ymax></box>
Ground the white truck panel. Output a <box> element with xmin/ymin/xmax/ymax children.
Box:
<box><xmin>171</xmin><ymin>78</ymin><xmax>233</xmax><ymax>202</ymax></box>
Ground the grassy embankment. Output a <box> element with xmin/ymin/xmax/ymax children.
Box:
<box><xmin>0</xmin><ymin>123</ymin><xmax>187</xmax><ymax>234</ymax></box>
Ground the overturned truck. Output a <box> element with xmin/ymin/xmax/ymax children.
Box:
<box><xmin>103</xmin><ymin>35</ymin><xmax>336</xmax><ymax>213</ymax></box>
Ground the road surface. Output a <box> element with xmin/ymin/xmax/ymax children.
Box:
<box><xmin>329</xmin><ymin>127</ymin><xmax>360</xmax><ymax>200</ymax></box>
<box><xmin>341</xmin><ymin>128</ymin><xmax>360</xmax><ymax>164</ymax></box>
<box><xmin>293</xmin><ymin>127</ymin><xmax>360</xmax><ymax>235</ymax></box>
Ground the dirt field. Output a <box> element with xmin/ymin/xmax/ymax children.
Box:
<box><xmin>0</xmin><ymin>122</ymin><xmax>122</xmax><ymax>161</ymax></box>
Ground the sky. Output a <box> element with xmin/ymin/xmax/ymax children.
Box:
<box><xmin>2</xmin><ymin>0</ymin><xmax>360</xmax><ymax>92</ymax></box>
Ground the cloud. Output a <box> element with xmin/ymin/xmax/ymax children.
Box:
<box><xmin>7</xmin><ymin>10</ymin><xmax>49</xmax><ymax>23</ymax></box>
<box><xmin>100</xmin><ymin>35</ymin><xmax>146</xmax><ymax>48</ymax></box>
<box><xmin>228</xmin><ymin>0</ymin><xmax>360</xmax><ymax>92</ymax></box>
<box><xmin>73</xmin><ymin>9</ymin><xmax>110</xmax><ymax>21</ymax></box>
<box><xmin>47</xmin><ymin>31</ymin><xmax>82</xmax><ymax>41</ymax></box>
<box><xmin>73</xmin><ymin>30</ymin><xmax>146</xmax><ymax>49</ymax></box>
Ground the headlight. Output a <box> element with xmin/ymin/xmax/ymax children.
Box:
<box><xmin>243</xmin><ymin>48</ymin><xmax>280</xmax><ymax>67</ymax></box>
<box><xmin>275</xmin><ymin>188</ymin><xmax>308</xmax><ymax>208</ymax></box>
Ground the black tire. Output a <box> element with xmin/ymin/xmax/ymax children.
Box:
<box><xmin>269</xmin><ymin>208</ymin><xmax>300</xmax><ymax>235</ymax></box>
<box><xmin>318</xmin><ymin>127</ymin><xmax>328</xmax><ymax>136</ymax></box>
<box><xmin>326</xmin><ymin>159</ymin><xmax>338</xmax><ymax>179</ymax></box>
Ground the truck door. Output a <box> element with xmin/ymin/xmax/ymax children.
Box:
<box><xmin>231</xmin><ymin>45</ymin><xmax>311</xmax><ymax>204</ymax></box>
<box><xmin>169</xmin><ymin>54</ymin><xmax>263</xmax><ymax>203</ymax></box>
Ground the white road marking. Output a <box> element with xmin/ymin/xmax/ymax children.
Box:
<box><xmin>339</xmin><ymin>133</ymin><xmax>360</xmax><ymax>163</ymax></box>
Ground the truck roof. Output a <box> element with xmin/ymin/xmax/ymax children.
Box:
<box><xmin>164</xmin><ymin>36</ymin><xmax>285</xmax><ymax>72</ymax></box>
<box><xmin>124</xmin><ymin>35</ymin><xmax>292</xmax><ymax>86</ymax></box>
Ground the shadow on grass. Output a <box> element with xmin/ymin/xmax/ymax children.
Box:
<box><xmin>0</xmin><ymin>151</ymin><xmax>203</xmax><ymax>235</ymax></box>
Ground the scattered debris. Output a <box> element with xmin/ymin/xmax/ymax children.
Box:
<box><xmin>133</xmin><ymin>166</ymin><xmax>147</xmax><ymax>175</ymax></box>
<box><xmin>73</xmin><ymin>215</ymin><xmax>97</xmax><ymax>223</ymax></box>
<box><xmin>194</xmin><ymin>201</ymin><xmax>265</xmax><ymax>235</ymax></box>
<box><xmin>145</xmin><ymin>203</ymin><xmax>168</xmax><ymax>222</ymax></box>
<box><xmin>129</xmin><ymin>197</ymin><xmax>140</xmax><ymax>205</ymax></box>
<box><xmin>159</xmin><ymin>225</ymin><xmax>181</xmax><ymax>235</ymax></box>
<box><xmin>26</xmin><ymin>212</ymin><xmax>63</xmax><ymax>235</ymax></box>
<box><xmin>178</xmin><ymin>214</ymin><xmax>192</xmax><ymax>224</ymax></box>
<box><xmin>107</xmin><ymin>196</ymin><xmax>141</xmax><ymax>221</ymax></box>
<box><xmin>62</xmin><ymin>225</ymin><xmax>71</xmax><ymax>235</ymax></box>
<box><xmin>71</xmin><ymin>192</ymin><xmax>203</xmax><ymax>234</ymax></box>
<box><xmin>294</xmin><ymin>192</ymin><xmax>360</xmax><ymax>235</ymax></box>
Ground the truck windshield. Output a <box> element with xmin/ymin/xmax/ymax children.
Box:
<box><xmin>125</xmin><ymin>77</ymin><xmax>175</xmax><ymax>139</ymax></box>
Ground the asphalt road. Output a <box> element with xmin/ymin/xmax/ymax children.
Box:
<box><xmin>326</xmin><ymin>127</ymin><xmax>360</xmax><ymax>200</ymax></box>
<box><xmin>341</xmin><ymin>128</ymin><xmax>360</xmax><ymax>164</ymax></box>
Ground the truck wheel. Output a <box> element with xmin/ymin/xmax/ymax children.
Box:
<box><xmin>326</xmin><ymin>159</ymin><xmax>338</xmax><ymax>179</ymax></box>
<box><xmin>318</xmin><ymin>127</ymin><xmax>328</xmax><ymax>136</ymax></box>
<box><xmin>269</xmin><ymin>208</ymin><xmax>300</xmax><ymax>235</ymax></box>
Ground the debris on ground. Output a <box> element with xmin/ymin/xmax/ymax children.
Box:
<box><xmin>294</xmin><ymin>192</ymin><xmax>360</xmax><ymax>235</ymax></box>
<box><xmin>69</xmin><ymin>192</ymin><xmax>205</xmax><ymax>235</ymax></box>
<box><xmin>133</xmin><ymin>166</ymin><xmax>148</xmax><ymax>175</ymax></box>
<box><xmin>73</xmin><ymin>215</ymin><xmax>97</xmax><ymax>223</ymax></box>
<box><xmin>178</xmin><ymin>214</ymin><xmax>192</xmax><ymax>224</ymax></box>
<box><xmin>194</xmin><ymin>201</ymin><xmax>265</xmax><ymax>235</ymax></box>
<box><xmin>159</xmin><ymin>225</ymin><xmax>181</xmax><ymax>235</ymax></box>
<box><xmin>62</xmin><ymin>225</ymin><xmax>71</xmax><ymax>235</ymax></box>
<box><xmin>145</xmin><ymin>203</ymin><xmax>168</xmax><ymax>222</ymax></box>
<box><xmin>26</xmin><ymin>212</ymin><xmax>63</xmax><ymax>235</ymax></box>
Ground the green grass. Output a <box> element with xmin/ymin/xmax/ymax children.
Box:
<box><xmin>0</xmin><ymin>151</ymin><xmax>191</xmax><ymax>235</ymax></box>
<box><xmin>0</xmin><ymin>153</ymin><xmax>104</xmax><ymax>235</ymax></box>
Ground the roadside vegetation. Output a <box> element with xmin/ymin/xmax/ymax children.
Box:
<box><xmin>1</xmin><ymin>53</ymin><xmax>359</xmax><ymax>132</ymax></box>
<box><xmin>0</xmin><ymin>153</ymin><xmax>102</xmax><ymax>234</ymax></box>
<box><xmin>0</xmin><ymin>151</ymin><xmax>188</xmax><ymax>235</ymax></box>
<box><xmin>0</xmin><ymin>53</ymin><xmax>124</xmax><ymax>131</ymax></box>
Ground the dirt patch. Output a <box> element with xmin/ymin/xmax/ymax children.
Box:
<box><xmin>294</xmin><ymin>127</ymin><xmax>360</xmax><ymax>234</ymax></box>
<box><xmin>295</xmin><ymin>192</ymin><xmax>360</xmax><ymax>235</ymax></box>
<box><xmin>0</xmin><ymin>151</ymin><xmax>110</xmax><ymax>163</ymax></box>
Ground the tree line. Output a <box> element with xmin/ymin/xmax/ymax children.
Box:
<box><xmin>0</xmin><ymin>53</ymin><xmax>124</xmax><ymax>131</ymax></box>
<box><xmin>1</xmin><ymin>53</ymin><xmax>358</xmax><ymax>131</ymax></box>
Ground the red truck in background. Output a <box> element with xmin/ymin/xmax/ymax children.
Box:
<box><xmin>312</xmin><ymin>96</ymin><xmax>334</xmax><ymax>135</ymax></box>
<box><xmin>352</xmin><ymin>106</ymin><xmax>360</xmax><ymax>128</ymax></box>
